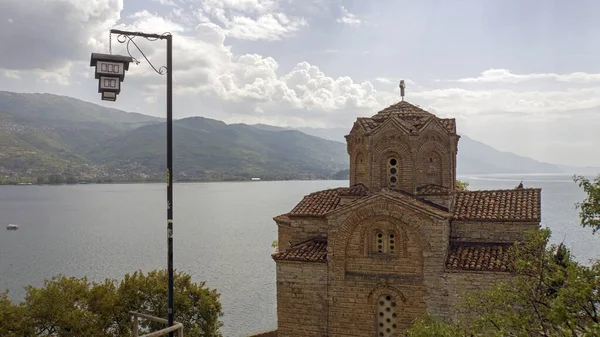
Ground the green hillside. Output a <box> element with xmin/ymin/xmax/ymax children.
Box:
<box><xmin>0</xmin><ymin>92</ymin><xmax>348</xmax><ymax>184</ymax></box>
<box><xmin>86</xmin><ymin>117</ymin><xmax>347</xmax><ymax>181</ymax></box>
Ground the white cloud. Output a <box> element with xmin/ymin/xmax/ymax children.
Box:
<box><xmin>3</xmin><ymin>70</ymin><xmax>20</xmax><ymax>80</ymax></box>
<box><xmin>35</xmin><ymin>62</ymin><xmax>73</xmax><ymax>86</ymax></box>
<box><xmin>106</xmin><ymin>11</ymin><xmax>600</xmax><ymax>132</ymax></box>
<box><xmin>2</xmin><ymin>1</ymin><xmax>600</xmax><ymax>166</ymax></box>
<box><xmin>375</xmin><ymin>78</ymin><xmax>393</xmax><ymax>84</ymax></box>
<box><xmin>0</xmin><ymin>0</ymin><xmax>123</xmax><ymax>71</ymax></box>
<box><xmin>196</xmin><ymin>0</ymin><xmax>307</xmax><ymax>40</ymax></box>
<box><xmin>410</xmin><ymin>86</ymin><xmax>600</xmax><ymax>121</ymax></box>
<box><xmin>110</xmin><ymin>10</ymin><xmax>383</xmax><ymax>127</ymax></box>
<box><xmin>202</xmin><ymin>0</ymin><xmax>278</xmax><ymax>15</ymax></box>
<box><xmin>443</xmin><ymin>68</ymin><xmax>600</xmax><ymax>84</ymax></box>
<box><xmin>336</xmin><ymin>6</ymin><xmax>361</xmax><ymax>27</ymax></box>
<box><xmin>152</xmin><ymin>0</ymin><xmax>178</xmax><ymax>6</ymax></box>
<box><xmin>375</xmin><ymin>78</ymin><xmax>416</xmax><ymax>86</ymax></box>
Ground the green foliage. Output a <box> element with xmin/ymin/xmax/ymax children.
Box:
<box><xmin>406</xmin><ymin>228</ymin><xmax>600</xmax><ymax>337</ymax></box>
<box><xmin>0</xmin><ymin>270</ymin><xmax>223</xmax><ymax>337</ymax></box>
<box><xmin>0</xmin><ymin>93</ymin><xmax>349</xmax><ymax>182</ymax></box>
<box><xmin>0</xmin><ymin>291</ymin><xmax>31</xmax><ymax>336</ymax></box>
<box><xmin>574</xmin><ymin>174</ymin><xmax>600</xmax><ymax>234</ymax></box>
<box><xmin>405</xmin><ymin>315</ymin><xmax>467</xmax><ymax>337</ymax></box>
<box><xmin>455</xmin><ymin>179</ymin><xmax>469</xmax><ymax>191</ymax></box>
<box><xmin>407</xmin><ymin>176</ymin><xmax>600</xmax><ymax>336</ymax></box>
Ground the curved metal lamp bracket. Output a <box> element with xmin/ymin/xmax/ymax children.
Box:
<box><xmin>109</xmin><ymin>31</ymin><xmax>171</xmax><ymax>75</ymax></box>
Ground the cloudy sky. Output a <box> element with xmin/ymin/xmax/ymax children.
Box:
<box><xmin>1</xmin><ymin>0</ymin><xmax>599</xmax><ymax>167</ymax></box>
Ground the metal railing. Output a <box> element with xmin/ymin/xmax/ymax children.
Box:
<box><xmin>130</xmin><ymin>311</ymin><xmax>183</xmax><ymax>337</ymax></box>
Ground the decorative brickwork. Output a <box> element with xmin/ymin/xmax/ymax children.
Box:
<box><xmin>271</xmin><ymin>99</ymin><xmax>542</xmax><ymax>336</ymax></box>
<box><xmin>416</xmin><ymin>184</ymin><xmax>451</xmax><ymax>195</ymax></box>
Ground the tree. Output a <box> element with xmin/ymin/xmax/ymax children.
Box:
<box><xmin>406</xmin><ymin>174</ymin><xmax>600</xmax><ymax>337</ymax></box>
<box><xmin>407</xmin><ymin>229</ymin><xmax>600</xmax><ymax>336</ymax></box>
<box><xmin>0</xmin><ymin>270</ymin><xmax>223</xmax><ymax>337</ymax></box>
<box><xmin>0</xmin><ymin>291</ymin><xmax>32</xmax><ymax>337</ymax></box>
<box><xmin>574</xmin><ymin>174</ymin><xmax>600</xmax><ymax>234</ymax></box>
<box><xmin>455</xmin><ymin>179</ymin><xmax>469</xmax><ymax>191</ymax></box>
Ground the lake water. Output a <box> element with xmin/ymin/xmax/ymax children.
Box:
<box><xmin>1</xmin><ymin>175</ymin><xmax>599</xmax><ymax>336</ymax></box>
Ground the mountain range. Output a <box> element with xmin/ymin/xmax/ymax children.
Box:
<box><xmin>0</xmin><ymin>91</ymin><xmax>596</xmax><ymax>184</ymax></box>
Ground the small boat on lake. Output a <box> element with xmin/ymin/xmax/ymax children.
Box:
<box><xmin>6</xmin><ymin>224</ymin><xmax>19</xmax><ymax>230</ymax></box>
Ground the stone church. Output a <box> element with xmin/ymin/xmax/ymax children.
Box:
<box><xmin>271</xmin><ymin>91</ymin><xmax>541</xmax><ymax>336</ymax></box>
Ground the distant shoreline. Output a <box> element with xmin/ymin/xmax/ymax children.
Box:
<box><xmin>1</xmin><ymin>171</ymin><xmax>596</xmax><ymax>187</ymax></box>
<box><xmin>0</xmin><ymin>178</ymin><xmax>352</xmax><ymax>187</ymax></box>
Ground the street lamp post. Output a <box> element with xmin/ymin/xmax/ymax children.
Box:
<box><xmin>90</xmin><ymin>29</ymin><xmax>175</xmax><ymax>337</ymax></box>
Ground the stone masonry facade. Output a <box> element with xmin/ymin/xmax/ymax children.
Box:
<box><xmin>271</xmin><ymin>100</ymin><xmax>542</xmax><ymax>336</ymax></box>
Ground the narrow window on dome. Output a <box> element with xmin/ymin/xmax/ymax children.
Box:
<box><xmin>388</xmin><ymin>158</ymin><xmax>398</xmax><ymax>188</ymax></box>
<box><xmin>388</xmin><ymin>232</ymin><xmax>396</xmax><ymax>254</ymax></box>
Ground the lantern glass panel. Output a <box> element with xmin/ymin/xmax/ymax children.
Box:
<box><xmin>99</xmin><ymin>76</ymin><xmax>120</xmax><ymax>91</ymax></box>
<box><xmin>96</xmin><ymin>61</ymin><xmax>125</xmax><ymax>77</ymax></box>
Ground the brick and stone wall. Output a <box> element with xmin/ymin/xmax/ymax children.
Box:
<box><xmin>432</xmin><ymin>271</ymin><xmax>512</xmax><ymax>320</ymax></box>
<box><xmin>277</xmin><ymin>223</ymin><xmax>292</xmax><ymax>250</ymax></box>
<box><xmin>289</xmin><ymin>218</ymin><xmax>328</xmax><ymax>244</ymax></box>
<box><xmin>327</xmin><ymin>277</ymin><xmax>427</xmax><ymax>336</ymax></box>
<box><xmin>326</xmin><ymin>198</ymin><xmax>450</xmax><ymax>336</ymax></box>
<box><xmin>275</xmin><ymin>261</ymin><xmax>328</xmax><ymax>337</ymax></box>
<box><xmin>451</xmin><ymin>221</ymin><xmax>539</xmax><ymax>243</ymax></box>
<box><xmin>420</xmin><ymin>194</ymin><xmax>453</xmax><ymax>209</ymax></box>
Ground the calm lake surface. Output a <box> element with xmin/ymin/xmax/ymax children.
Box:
<box><xmin>1</xmin><ymin>175</ymin><xmax>599</xmax><ymax>336</ymax></box>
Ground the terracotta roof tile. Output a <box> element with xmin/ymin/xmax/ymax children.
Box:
<box><xmin>338</xmin><ymin>183</ymin><xmax>370</xmax><ymax>196</ymax></box>
<box><xmin>355</xmin><ymin>101</ymin><xmax>455</xmax><ymax>134</ymax></box>
<box><xmin>416</xmin><ymin>184</ymin><xmax>452</xmax><ymax>195</ymax></box>
<box><xmin>446</xmin><ymin>243</ymin><xmax>513</xmax><ymax>272</ymax></box>
<box><xmin>289</xmin><ymin>185</ymin><xmax>369</xmax><ymax>217</ymax></box>
<box><xmin>382</xmin><ymin>189</ymin><xmax>451</xmax><ymax>215</ymax></box>
<box><xmin>372</xmin><ymin>101</ymin><xmax>433</xmax><ymax>121</ymax></box>
<box><xmin>272</xmin><ymin>238</ymin><xmax>327</xmax><ymax>263</ymax></box>
<box><xmin>439</xmin><ymin>118</ymin><xmax>456</xmax><ymax>134</ymax></box>
<box><xmin>453</xmin><ymin>188</ymin><xmax>541</xmax><ymax>222</ymax></box>
<box><xmin>357</xmin><ymin>117</ymin><xmax>379</xmax><ymax>131</ymax></box>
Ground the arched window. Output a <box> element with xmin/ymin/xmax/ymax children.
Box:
<box><xmin>387</xmin><ymin>157</ymin><xmax>398</xmax><ymax>188</ymax></box>
<box><xmin>376</xmin><ymin>295</ymin><xmax>398</xmax><ymax>337</ymax></box>
<box><xmin>374</xmin><ymin>230</ymin><xmax>397</xmax><ymax>255</ymax></box>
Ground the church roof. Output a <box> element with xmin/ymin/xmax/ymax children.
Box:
<box><xmin>288</xmin><ymin>185</ymin><xmax>370</xmax><ymax>217</ymax></box>
<box><xmin>453</xmin><ymin>188</ymin><xmax>541</xmax><ymax>222</ymax></box>
<box><xmin>355</xmin><ymin>100</ymin><xmax>456</xmax><ymax>134</ymax></box>
<box><xmin>338</xmin><ymin>183</ymin><xmax>369</xmax><ymax>196</ymax></box>
<box><xmin>272</xmin><ymin>238</ymin><xmax>327</xmax><ymax>263</ymax></box>
<box><xmin>286</xmin><ymin>186</ymin><xmax>541</xmax><ymax>222</ymax></box>
<box><xmin>287</xmin><ymin>186</ymin><xmax>451</xmax><ymax>218</ymax></box>
<box><xmin>371</xmin><ymin>100</ymin><xmax>434</xmax><ymax>121</ymax></box>
<box><xmin>445</xmin><ymin>243</ymin><xmax>513</xmax><ymax>272</ymax></box>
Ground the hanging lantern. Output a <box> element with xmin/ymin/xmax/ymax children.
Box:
<box><xmin>90</xmin><ymin>53</ymin><xmax>134</xmax><ymax>101</ymax></box>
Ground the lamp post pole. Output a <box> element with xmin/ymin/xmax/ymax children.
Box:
<box><xmin>165</xmin><ymin>32</ymin><xmax>174</xmax><ymax>337</ymax></box>
<box><xmin>107</xmin><ymin>29</ymin><xmax>175</xmax><ymax>337</ymax></box>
